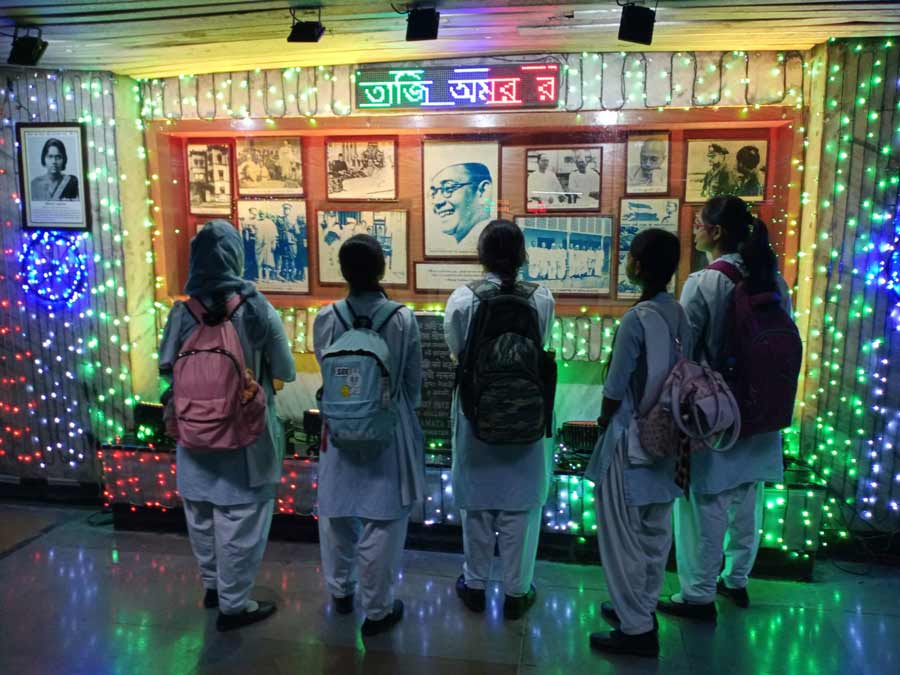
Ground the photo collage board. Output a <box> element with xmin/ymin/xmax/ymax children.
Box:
<box><xmin>182</xmin><ymin>130</ymin><xmax>771</xmax><ymax>300</ymax></box>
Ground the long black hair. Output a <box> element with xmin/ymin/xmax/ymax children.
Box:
<box><xmin>339</xmin><ymin>234</ymin><xmax>387</xmax><ymax>295</ymax></box>
<box><xmin>477</xmin><ymin>219</ymin><xmax>526</xmax><ymax>287</ymax></box>
<box><xmin>629</xmin><ymin>228</ymin><xmax>680</xmax><ymax>303</ymax></box>
<box><xmin>603</xmin><ymin>228</ymin><xmax>679</xmax><ymax>380</ymax></box>
<box><xmin>701</xmin><ymin>195</ymin><xmax>777</xmax><ymax>293</ymax></box>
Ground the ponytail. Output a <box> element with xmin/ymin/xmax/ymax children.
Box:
<box><xmin>702</xmin><ymin>196</ymin><xmax>776</xmax><ymax>292</ymax></box>
<box><xmin>740</xmin><ymin>217</ymin><xmax>777</xmax><ymax>293</ymax></box>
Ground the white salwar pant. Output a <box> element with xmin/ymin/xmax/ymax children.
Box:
<box><xmin>595</xmin><ymin>445</ymin><xmax>673</xmax><ymax>636</ymax></box>
<box><xmin>460</xmin><ymin>507</ymin><xmax>542</xmax><ymax>597</ymax></box>
<box><xmin>182</xmin><ymin>498</ymin><xmax>275</xmax><ymax>615</ymax></box>
<box><xmin>318</xmin><ymin>515</ymin><xmax>409</xmax><ymax>620</ymax></box>
<box><xmin>674</xmin><ymin>481</ymin><xmax>764</xmax><ymax>604</ymax></box>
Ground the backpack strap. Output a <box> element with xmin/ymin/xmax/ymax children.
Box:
<box><xmin>707</xmin><ymin>260</ymin><xmax>743</xmax><ymax>285</ymax></box>
<box><xmin>371</xmin><ymin>301</ymin><xmax>404</xmax><ymax>333</ymax></box>
<box><xmin>468</xmin><ymin>279</ymin><xmax>538</xmax><ymax>301</ymax></box>
<box><xmin>632</xmin><ymin>305</ymin><xmax>679</xmax><ymax>416</ymax></box>
<box><xmin>184</xmin><ymin>294</ymin><xmax>245</xmax><ymax>325</ymax></box>
<box><xmin>332</xmin><ymin>300</ymin><xmax>355</xmax><ymax>331</ymax></box>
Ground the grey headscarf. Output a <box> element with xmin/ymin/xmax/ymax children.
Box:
<box><xmin>184</xmin><ymin>219</ymin><xmax>269</xmax><ymax>344</ymax></box>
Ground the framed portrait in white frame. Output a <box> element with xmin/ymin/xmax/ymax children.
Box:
<box><xmin>16</xmin><ymin>123</ymin><xmax>90</xmax><ymax>230</ymax></box>
<box><xmin>422</xmin><ymin>140</ymin><xmax>499</xmax><ymax>258</ymax></box>
<box><xmin>625</xmin><ymin>132</ymin><xmax>669</xmax><ymax>195</ymax></box>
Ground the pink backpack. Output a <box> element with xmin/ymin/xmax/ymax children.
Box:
<box><xmin>627</xmin><ymin>305</ymin><xmax>741</xmax><ymax>465</ymax></box>
<box><xmin>167</xmin><ymin>296</ymin><xmax>267</xmax><ymax>450</ymax></box>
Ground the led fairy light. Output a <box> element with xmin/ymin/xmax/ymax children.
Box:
<box><xmin>17</xmin><ymin>231</ymin><xmax>89</xmax><ymax>310</ymax></box>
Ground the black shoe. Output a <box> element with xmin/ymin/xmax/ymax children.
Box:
<box><xmin>203</xmin><ymin>588</ymin><xmax>218</xmax><ymax>609</ymax></box>
<box><xmin>600</xmin><ymin>601</ymin><xmax>658</xmax><ymax>630</ymax></box>
<box><xmin>717</xmin><ymin>580</ymin><xmax>750</xmax><ymax>608</ymax></box>
<box><xmin>455</xmin><ymin>574</ymin><xmax>486</xmax><ymax>613</ymax></box>
<box><xmin>216</xmin><ymin>601</ymin><xmax>277</xmax><ymax>632</ymax></box>
<box><xmin>590</xmin><ymin>629</ymin><xmax>659</xmax><ymax>658</ymax></box>
<box><xmin>657</xmin><ymin>595</ymin><xmax>717</xmax><ymax>622</ymax></box>
<box><xmin>503</xmin><ymin>585</ymin><xmax>537</xmax><ymax>620</ymax></box>
<box><xmin>333</xmin><ymin>594</ymin><xmax>355</xmax><ymax>615</ymax></box>
<box><xmin>361</xmin><ymin>600</ymin><xmax>404</xmax><ymax>637</ymax></box>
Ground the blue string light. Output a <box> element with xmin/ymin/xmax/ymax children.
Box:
<box><xmin>18</xmin><ymin>230</ymin><xmax>89</xmax><ymax>310</ymax></box>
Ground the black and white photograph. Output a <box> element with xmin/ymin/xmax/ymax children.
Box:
<box><xmin>16</xmin><ymin>123</ymin><xmax>90</xmax><ymax>230</ymax></box>
<box><xmin>423</xmin><ymin>140</ymin><xmax>499</xmax><ymax>257</ymax></box>
<box><xmin>526</xmin><ymin>147</ymin><xmax>601</xmax><ymax>212</ymax></box>
<box><xmin>236</xmin><ymin>200</ymin><xmax>308</xmax><ymax>293</ymax></box>
<box><xmin>326</xmin><ymin>138</ymin><xmax>396</xmax><ymax>200</ymax></box>
<box><xmin>517</xmin><ymin>215</ymin><xmax>612</xmax><ymax>294</ymax></box>
<box><xmin>187</xmin><ymin>143</ymin><xmax>232</xmax><ymax>215</ymax></box>
<box><xmin>318</xmin><ymin>210</ymin><xmax>407</xmax><ymax>285</ymax></box>
<box><xmin>685</xmin><ymin>139</ymin><xmax>768</xmax><ymax>203</ymax></box>
<box><xmin>617</xmin><ymin>198</ymin><xmax>680</xmax><ymax>298</ymax></box>
<box><xmin>236</xmin><ymin>137</ymin><xmax>303</xmax><ymax>196</ymax></box>
<box><xmin>626</xmin><ymin>133</ymin><xmax>669</xmax><ymax>194</ymax></box>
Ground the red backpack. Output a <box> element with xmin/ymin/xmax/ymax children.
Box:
<box><xmin>707</xmin><ymin>261</ymin><xmax>802</xmax><ymax>438</ymax></box>
<box><xmin>165</xmin><ymin>295</ymin><xmax>267</xmax><ymax>450</ymax></box>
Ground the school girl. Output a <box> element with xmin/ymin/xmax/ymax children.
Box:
<box><xmin>313</xmin><ymin>234</ymin><xmax>425</xmax><ymax>636</ymax></box>
<box><xmin>444</xmin><ymin>219</ymin><xmax>555</xmax><ymax>620</ymax></box>
<box><xmin>659</xmin><ymin>196</ymin><xmax>793</xmax><ymax>619</ymax></box>
<box><xmin>585</xmin><ymin>228</ymin><xmax>690</xmax><ymax>658</ymax></box>
<box><xmin>159</xmin><ymin>220</ymin><xmax>296</xmax><ymax>631</ymax></box>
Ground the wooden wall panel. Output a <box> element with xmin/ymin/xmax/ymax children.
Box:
<box><xmin>148</xmin><ymin>108</ymin><xmax>800</xmax><ymax>316</ymax></box>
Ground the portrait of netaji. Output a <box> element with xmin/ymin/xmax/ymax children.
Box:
<box><xmin>423</xmin><ymin>140</ymin><xmax>499</xmax><ymax>257</ymax></box>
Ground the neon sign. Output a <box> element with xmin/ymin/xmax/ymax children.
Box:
<box><xmin>355</xmin><ymin>63</ymin><xmax>560</xmax><ymax>110</ymax></box>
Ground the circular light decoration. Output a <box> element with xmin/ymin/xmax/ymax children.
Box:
<box><xmin>17</xmin><ymin>230</ymin><xmax>89</xmax><ymax>310</ymax></box>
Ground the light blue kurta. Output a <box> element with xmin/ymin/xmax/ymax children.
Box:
<box><xmin>159</xmin><ymin>294</ymin><xmax>296</xmax><ymax>505</ymax></box>
<box><xmin>584</xmin><ymin>292</ymin><xmax>689</xmax><ymax>506</ymax></box>
<box><xmin>444</xmin><ymin>274</ymin><xmax>555</xmax><ymax>512</ymax></box>
<box><xmin>313</xmin><ymin>292</ymin><xmax>425</xmax><ymax>520</ymax></box>
<box><xmin>679</xmin><ymin>252</ymin><xmax>792</xmax><ymax>495</ymax></box>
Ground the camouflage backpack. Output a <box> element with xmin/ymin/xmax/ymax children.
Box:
<box><xmin>457</xmin><ymin>280</ymin><xmax>557</xmax><ymax>445</ymax></box>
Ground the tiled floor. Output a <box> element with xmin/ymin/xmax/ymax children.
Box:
<box><xmin>0</xmin><ymin>502</ymin><xmax>897</xmax><ymax>675</ymax></box>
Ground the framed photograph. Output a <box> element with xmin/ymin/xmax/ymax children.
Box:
<box><xmin>317</xmin><ymin>210</ymin><xmax>407</xmax><ymax>285</ymax></box>
<box><xmin>236</xmin><ymin>137</ymin><xmax>303</xmax><ymax>196</ymax></box>
<box><xmin>187</xmin><ymin>142</ymin><xmax>232</xmax><ymax>214</ymax></box>
<box><xmin>236</xmin><ymin>200</ymin><xmax>308</xmax><ymax>293</ymax></box>
<box><xmin>526</xmin><ymin>147</ymin><xmax>601</xmax><ymax>212</ymax></box>
<box><xmin>685</xmin><ymin>139</ymin><xmax>768</xmax><ymax>203</ymax></box>
<box><xmin>16</xmin><ymin>123</ymin><xmax>90</xmax><ymax>230</ymax></box>
<box><xmin>326</xmin><ymin>138</ymin><xmax>397</xmax><ymax>200</ymax></box>
<box><xmin>414</xmin><ymin>263</ymin><xmax>483</xmax><ymax>292</ymax></box>
<box><xmin>626</xmin><ymin>132</ymin><xmax>669</xmax><ymax>195</ymax></box>
<box><xmin>617</xmin><ymin>198</ymin><xmax>680</xmax><ymax>298</ymax></box>
<box><xmin>516</xmin><ymin>215</ymin><xmax>613</xmax><ymax>295</ymax></box>
<box><xmin>423</xmin><ymin>140</ymin><xmax>499</xmax><ymax>257</ymax></box>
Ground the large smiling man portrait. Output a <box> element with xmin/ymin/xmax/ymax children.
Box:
<box><xmin>428</xmin><ymin>162</ymin><xmax>494</xmax><ymax>249</ymax></box>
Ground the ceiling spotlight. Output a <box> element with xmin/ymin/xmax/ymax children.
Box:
<box><xmin>8</xmin><ymin>26</ymin><xmax>48</xmax><ymax>67</ymax></box>
<box><xmin>287</xmin><ymin>7</ymin><xmax>325</xmax><ymax>43</ymax></box>
<box><xmin>406</xmin><ymin>7</ymin><xmax>440</xmax><ymax>42</ymax></box>
<box><xmin>618</xmin><ymin>1</ymin><xmax>656</xmax><ymax>46</ymax></box>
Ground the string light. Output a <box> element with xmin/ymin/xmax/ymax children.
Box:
<box><xmin>17</xmin><ymin>230</ymin><xmax>89</xmax><ymax>310</ymax></box>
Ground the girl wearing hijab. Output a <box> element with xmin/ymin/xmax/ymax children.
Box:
<box><xmin>313</xmin><ymin>234</ymin><xmax>425</xmax><ymax>637</ymax></box>
<box><xmin>159</xmin><ymin>220</ymin><xmax>296</xmax><ymax>632</ymax></box>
